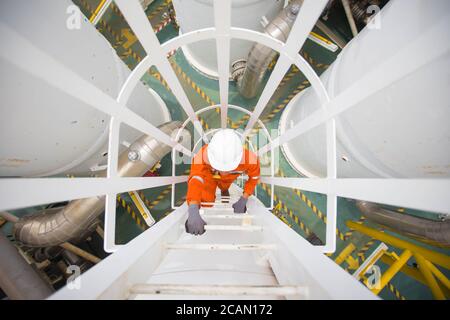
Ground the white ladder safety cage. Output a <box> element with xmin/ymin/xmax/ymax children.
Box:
<box><xmin>1</xmin><ymin>0</ymin><xmax>449</xmax><ymax>300</ymax></box>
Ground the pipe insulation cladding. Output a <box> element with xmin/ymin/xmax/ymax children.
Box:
<box><xmin>236</xmin><ymin>0</ymin><xmax>304</xmax><ymax>98</ymax></box>
<box><xmin>14</xmin><ymin>121</ymin><xmax>190</xmax><ymax>247</ymax></box>
<box><xmin>0</xmin><ymin>232</ymin><xmax>53</xmax><ymax>299</ymax></box>
<box><xmin>279</xmin><ymin>0</ymin><xmax>450</xmax><ymax>180</ymax></box>
<box><xmin>172</xmin><ymin>0</ymin><xmax>284</xmax><ymax>79</ymax></box>
<box><xmin>0</xmin><ymin>0</ymin><xmax>171</xmax><ymax>177</ymax></box>
<box><xmin>356</xmin><ymin>201</ymin><xmax>450</xmax><ymax>247</ymax></box>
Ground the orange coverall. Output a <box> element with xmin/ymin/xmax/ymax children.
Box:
<box><xmin>186</xmin><ymin>145</ymin><xmax>260</xmax><ymax>204</ymax></box>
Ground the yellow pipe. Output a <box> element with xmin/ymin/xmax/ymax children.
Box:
<box><xmin>426</xmin><ymin>260</ymin><xmax>450</xmax><ymax>290</ymax></box>
<box><xmin>380</xmin><ymin>254</ymin><xmax>427</xmax><ymax>286</ymax></box>
<box><xmin>346</xmin><ymin>221</ymin><xmax>450</xmax><ymax>269</ymax></box>
<box><xmin>372</xmin><ymin>249</ymin><xmax>412</xmax><ymax>295</ymax></box>
<box><xmin>414</xmin><ymin>254</ymin><xmax>446</xmax><ymax>300</ymax></box>
<box><xmin>381</xmin><ymin>254</ymin><xmax>450</xmax><ymax>297</ymax></box>
<box><xmin>90</xmin><ymin>0</ymin><xmax>108</xmax><ymax>22</ymax></box>
<box><xmin>334</xmin><ymin>243</ymin><xmax>356</xmax><ymax>265</ymax></box>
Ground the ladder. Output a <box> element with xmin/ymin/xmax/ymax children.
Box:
<box><xmin>49</xmin><ymin>186</ymin><xmax>377</xmax><ymax>300</ymax></box>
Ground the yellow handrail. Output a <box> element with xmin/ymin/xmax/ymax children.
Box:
<box><xmin>90</xmin><ymin>0</ymin><xmax>108</xmax><ymax>23</ymax></box>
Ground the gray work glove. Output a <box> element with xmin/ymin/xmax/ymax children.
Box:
<box><xmin>232</xmin><ymin>196</ymin><xmax>248</xmax><ymax>214</ymax></box>
<box><xmin>185</xmin><ymin>204</ymin><xmax>207</xmax><ymax>235</ymax></box>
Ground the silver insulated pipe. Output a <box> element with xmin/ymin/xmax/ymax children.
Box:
<box><xmin>0</xmin><ymin>232</ymin><xmax>54</xmax><ymax>299</ymax></box>
<box><xmin>14</xmin><ymin>121</ymin><xmax>189</xmax><ymax>247</ymax></box>
<box><xmin>356</xmin><ymin>201</ymin><xmax>450</xmax><ymax>247</ymax></box>
<box><xmin>233</xmin><ymin>0</ymin><xmax>303</xmax><ymax>99</ymax></box>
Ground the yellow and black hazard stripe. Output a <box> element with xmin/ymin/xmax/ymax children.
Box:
<box><xmin>233</xmin><ymin>69</ymin><xmax>305</xmax><ymax>129</ymax></box>
<box><xmin>356</xmin><ymin>238</ymin><xmax>376</xmax><ymax>262</ymax></box>
<box><xmin>170</xmin><ymin>62</ymin><xmax>216</xmax><ymax>106</ymax></box>
<box><xmin>277</xmin><ymin>169</ymin><xmax>346</xmax><ymax>241</ymax></box>
<box><xmin>260</xmin><ymin>183</ymin><xmax>313</xmax><ymax>237</ymax></box>
<box><xmin>120</xmin><ymin>48</ymin><xmax>143</xmax><ymax>63</ymax></box>
<box><xmin>262</xmin><ymin>80</ymin><xmax>310</xmax><ymax>124</ymax></box>
<box><xmin>147</xmin><ymin>0</ymin><xmax>172</xmax><ymax>22</ymax></box>
<box><xmin>267</xmin><ymin>51</ymin><xmax>328</xmax><ymax>71</ymax></box>
<box><xmin>278</xmin><ymin>67</ymin><xmax>300</xmax><ymax>88</ymax></box>
<box><xmin>200</xmin><ymin>118</ymin><xmax>210</xmax><ymax>130</ymax></box>
<box><xmin>149</xmin><ymin>70</ymin><xmax>172</xmax><ymax>92</ymax></box>
<box><xmin>153</xmin><ymin>17</ymin><xmax>173</xmax><ymax>34</ymax></box>
<box><xmin>231</xmin><ymin>114</ymin><xmax>251</xmax><ymax>129</ymax></box>
<box><xmin>138</xmin><ymin>168</ymin><xmax>190</xmax><ymax>211</ymax></box>
<box><xmin>301</xmin><ymin>51</ymin><xmax>329</xmax><ymax>70</ymax></box>
<box><xmin>344</xmin><ymin>215</ymin><xmax>366</xmax><ymax>240</ymax></box>
<box><xmin>109</xmin><ymin>2</ymin><xmax>124</xmax><ymax>19</ymax></box>
<box><xmin>78</xmin><ymin>0</ymin><xmax>94</xmax><ymax>18</ymax></box>
<box><xmin>116</xmin><ymin>194</ymin><xmax>147</xmax><ymax>231</ymax></box>
<box><xmin>162</xmin><ymin>196</ymin><xmax>186</xmax><ymax>217</ymax></box>
<box><xmin>139</xmin><ymin>185</ymin><xmax>172</xmax><ymax>210</ymax></box>
<box><xmin>387</xmin><ymin>282</ymin><xmax>406</xmax><ymax>300</ymax></box>
<box><xmin>97</xmin><ymin>19</ymin><xmax>123</xmax><ymax>49</ymax></box>
<box><xmin>170</xmin><ymin>61</ymin><xmax>244</xmax><ymax>129</ymax></box>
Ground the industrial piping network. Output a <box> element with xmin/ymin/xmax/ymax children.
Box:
<box><xmin>232</xmin><ymin>0</ymin><xmax>304</xmax><ymax>98</ymax></box>
<box><xmin>0</xmin><ymin>0</ymin><xmax>449</xmax><ymax>300</ymax></box>
<box><xmin>356</xmin><ymin>201</ymin><xmax>450</xmax><ymax>247</ymax></box>
<box><xmin>13</xmin><ymin>121</ymin><xmax>188</xmax><ymax>247</ymax></box>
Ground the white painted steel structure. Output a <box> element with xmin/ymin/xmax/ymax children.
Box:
<box><xmin>0</xmin><ymin>0</ymin><xmax>449</xmax><ymax>296</ymax></box>
<box><xmin>279</xmin><ymin>0</ymin><xmax>450</xmax><ymax>180</ymax></box>
<box><xmin>49</xmin><ymin>187</ymin><xmax>377</xmax><ymax>300</ymax></box>
<box><xmin>173</xmin><ymin>0</ymin><xmax>283</xmax><ymax>79</ymax></box>
<box><xmin>0</xmin><ymin>0</ymin><xmax>171</xmax><ymax>177</ymax></box>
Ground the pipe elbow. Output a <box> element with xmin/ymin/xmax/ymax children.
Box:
<box><xmin>14</xmin><ymin>121</ymin><xmax>189</xmax><ymax>247</ymax></box>
<box><xmin>356</xmin><ymin>201</ymin><xmax>450</xmax><ymax>247</ymax></box>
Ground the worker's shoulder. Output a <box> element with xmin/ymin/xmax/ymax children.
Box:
<box><xmin>192</xmin><ymin>144</ymin><xmax>209</xmax><ymax>165</ymax></box>
<box><xmin>196</xmin><ymin>144</ymin><xmax>208</xmax><ymax>157</ymax></box>
<box><xmin>243</xmin><ymin>148</ymin><xmax>259</xmax><ymax>165</ymax></box>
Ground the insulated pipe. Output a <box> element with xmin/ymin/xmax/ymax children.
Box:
<box><xmin>60</xmin><ymin>242</ymin><xmax>101</xmax><ymax>264</ymax></box>
<box><xmin>14</xmin><ymin>121</ymin><xmax>188</xmax><ymax>247</ymax></box>
<box><xmin>356</xmin><ymin>201</ymin><xmax>450</xmax><ymax>247</ymax></box>
<box><xmin>235</xmin><ymin>0</ymin><xmax>303</xmax><ymax>98</ymax></box>
<box><xmin>0</xmin><ymin>211</ymin><xmax>19</xmax><ymax>223</ymax></box>
<box><xmin>341</xmin><ymin>0</ymin><xmax>358</xmax><ymax>37</ymax></box>
<box><xmin>0</xmin><ymin>232</ymin><xmax>53</xmax><ymax>299</ymax></box>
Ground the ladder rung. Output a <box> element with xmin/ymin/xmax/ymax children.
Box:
<box><xmin>200</xmin><ymin>207</ymin><xmax>234</xmax><ymax>212</ymax></box>
<box><xmin>200</xmin><ymin>214</ymin><xmax>254</xmax><ymax>219</ymax></box>
<box><xmin>165</xmin><ymin>243</ymin><xmax>276</xmax><ymax>250</ymax></box>
<box><xmin>201</xmin><ymin>202</ymin><xmax>236</xmax><ymax>206</ymax></box>
<box><xmin>180</xmin><ymin>225</ymin><xmax>262</xmax><ymax>231</ymax></box>
<box><xmin>130</xmin><ymin>284</ymin><xmax>308</xmax><ymax>296</ymax></box>
<box><xmin>205</xmin><ymin>225</ymin><xmax>263</xmax><ymax>231</ymax></box>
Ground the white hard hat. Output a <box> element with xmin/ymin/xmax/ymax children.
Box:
<box><xmin>207</xmin><ymin>129</ymin><xmax>243</xmax><ymax>171</ymax></box>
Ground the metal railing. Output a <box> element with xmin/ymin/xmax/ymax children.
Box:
<box><xmin>0</xmin><ymin>0</ymin><xmax>448</xmax><ymax>255</ymax></box>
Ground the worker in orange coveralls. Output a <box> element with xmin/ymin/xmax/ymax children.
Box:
<box><xmin>185</xmin><ymin>129</ymin><xmax>260</xmax><ymax>235</ymax></box>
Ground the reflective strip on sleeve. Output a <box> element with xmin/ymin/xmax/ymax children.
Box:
<box><xmin>189</xmin><ymin>175</ymin><xmax>204</xmax><ymax>184</ymax></box>
<box><xmin>251</xmin><ymin>176</ymin><xmax>260</xmax><ymax>179</ymax></box>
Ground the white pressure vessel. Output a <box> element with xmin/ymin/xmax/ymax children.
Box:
<box><xmin>279</xmin><ymin>0</ymin><xmax>450</xmax><ymax>178</ymax></box>
<box><xmin>172</xmin><ymin>0</ymin><xmax>284</xmax><ymax>78</ymax></box>
<box><xmin>0</xmin><ymin>0</ymin><xmax>170</xmax><ymax>177</ymax></box>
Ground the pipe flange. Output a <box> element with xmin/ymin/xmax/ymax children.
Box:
<box><xmin>231</xmin><ymin>59</ymin><xmax>247</xmax><ymax>83</ymax></box>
